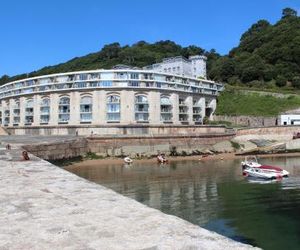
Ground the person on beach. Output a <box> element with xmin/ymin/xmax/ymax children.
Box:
<box><xmin>157</xmin><ymin>153</ymin><xmax>168</xmax><ymax>164</ymax></box>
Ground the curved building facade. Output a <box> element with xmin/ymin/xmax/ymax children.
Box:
<box><xmin>0</xmin><ymin>69</ymin><xmax>223</xmax><ymax>128</ymax></box>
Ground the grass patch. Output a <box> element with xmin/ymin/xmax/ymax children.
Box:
<box><xmin>230</xmin><ymin>141</ymin><xmax>241</xmax><ymax>150</ymax></box>
<box><xmin>207</xmin><ymin>120</ymin><xmax>233</xmax><ymax>126</ymax></box>
<box><xmin>216</xmin><ymin>88</ymin><xmax>300</xmax><ymax>116</ymax></box>
<box><xmin>84</xmin><ymin>152</ymin><xmax>105</xmax><ymax>160</ymax></box>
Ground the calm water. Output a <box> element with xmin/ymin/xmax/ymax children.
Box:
<box><xmin>65</xmin><ymin>156</ymin><xmax>300</xmax><ymax>250</ymax></box>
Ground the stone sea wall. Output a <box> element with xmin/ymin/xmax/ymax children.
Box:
<box><xmin>22</xmin><ymin>133</ymin><xmax>235</xmax><ymax>160</ymax></box>
<box><xmin>6</xmin><ymin>124</ymin><xmax>228</xmax><ymax>136</ymax></box>
<box><xmin>87</xmin><ymin>134</ymin><xmax>235</xmax><ymax>158</ymax></box>
<box><xmin>23</xmin><ymin>138</ymin><xmax>89</xmax><ymax>160</ymax></box>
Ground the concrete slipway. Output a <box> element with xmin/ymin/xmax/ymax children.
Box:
<box><xmin>0</xmin><ymin>145</ymin><xmax>258</xmax><ymax>250</ymax></box>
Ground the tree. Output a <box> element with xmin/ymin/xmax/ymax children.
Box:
<box><xmin>282</xmin><ymin>8</ymin><xmax>297</xmax><ymax>18</ymax></box>
<box><xmin>101</xmin><ymin>43</ymin><xmax>121</xmax><ymax>60</ymax></box>
<box><xmin>276</xmin><ymin>75</ymin><xmax>287</xmax><ymax>87</ymax></box>
<box><xmin>292</xmin><ymin>76</ymin><xmax>300</xmax><ymax>89</ymax></box>
<box><xmin>0</xmin><ymin>75</ymin><xmax>10</xmax><ymax>86</ymax></box>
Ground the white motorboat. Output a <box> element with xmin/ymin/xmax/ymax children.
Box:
<box><xmin>241</xmin><ymin>156</ymin><xmax>261</xmax><ymax>169</ymax></box>
<box><xmin>243</xmin><ymin>166</ymin><xmax>288</xmax><ymax>179</ymax></box>
<box><xmin>124</xmin><ymin>157</ymin><xmax>133</xmax><ymax>164</ymax></box>
<box><xmin>241</xmin><ymin>156</ymin><xmax>289</xmax><ymax>179</ymax></box>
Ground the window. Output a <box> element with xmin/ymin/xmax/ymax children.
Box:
<box><xmin>99</xmin><ymin>81</ymin><xmax>112</xmax><ymax>87</ymax></box>
<box><xmin>3</xmin><ymin>102</ymin><xmax>10</xmax><ymax>126</ymax></box>
<box><xmin>25</xmin><ymin>99</ymin><xmax>34</xmax><ymax>125</ymax></box>
<box><xmin>26</xmin><ymin>80</ymin><xmax>34</xmax><ymax>86</ymax></box>
<box><xmin>89</xmin><ymin>73</ymin><xmax>100</xmax><ymax>79</ymax></box>
<box><xmin>58</xmin><ymin>97</ymin><xmax>70</xmax><ymax>123</ymax></box>
<box><xmin>56</xmin><ymin>76</ymin><xmax>69</xmax><ymax>82</ymax></box>
<box><xmin>135</xmin><ymin>95</ymin><xmax>149</xmax><ymax>122</ymax></box>
<box><xmin>74</xmin><ymin>82</ymin><xmax>87</xmax><ymax>88</ymax></box>
<box><xmin>80</xmin><ymin>96</ymin><xmax>92</xmax><ymax>123</ymax></box>
<box><xmin>160</xmin><ymin>96</ymin><xmax>172</xmax><ymax>122</ymax></box>
<box><xmin>179</xmin><ymin>97</ymin><xmax>188</xmax><ymax>122</ymax></box>
<box><xmin>129</xmin><ymin>81</ymin><xmax>139</xmax><ymax>87</ymax></box>
<box><xmin>106</xmin><ymin>95</ymin><xmax>120</xmax><ymax>122</ymax></box>
<box><xmin>13</xmin><ymin>99</ymin><xmax>20</xmax><ymax>125</ymax></box>
<box><xmin>78</xmin><ymin>74</ymin><xmax>88</xmax><ymax>81</ymax></box>
<box><xmin>40</xmin><ymin>98</ymin><xmax>50</xmax><ymax>124</ymax></box>
<box><xmin>130</xmin><ymin>73</ymin><xmax>139</xmax><ymax>79</ymax></box>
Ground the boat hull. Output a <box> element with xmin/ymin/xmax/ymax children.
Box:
<box><xmin>243</xmin><ymin>168</ymin><xmax>288</xmax><ymax>180</ymax></box>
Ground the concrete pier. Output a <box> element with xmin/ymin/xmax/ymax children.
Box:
<box><xmin>0</xmin><ymin>144</ymin><xmax>258</xmax><ymax>249</ymax></box>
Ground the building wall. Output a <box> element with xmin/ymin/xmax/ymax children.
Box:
<box><xmin>1</xmin><ymin>90</ymin><xmax>210</xmax><ymax>127</ymax></box>
<box><xmin>280</xmin><ymin>115</ymin><xmax>300</xmax><ymax>125</ymax></box>
<box><xmin>144</xmin><ymin>55</ymin><xmax>207</xmax><ymax>78</ymax></box>
<box><xmin>190</xmin><ymin>55</ymin><xmax>207</xmax><ymax>79</ymax></box>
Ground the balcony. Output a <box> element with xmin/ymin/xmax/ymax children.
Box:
<box><xmin>58</xmin><ymin>114</ymin><xmax>70</xmax><ymax>123</ymax></box>
<box><xmin>80</xmin><ymin>113</ymin><xmax>92</xmax><ymax>123</ymax></box>
<box><xmin>135</xmin><ymin>109</ymin><xmax>149</xmax><ymax>113</ymax></box>
<box><xmin>80</xmin><ymin>109</ymin><xmax>92</xmax><ymax>113</ymax></box>
<box><xmin>161</xmin><ymin>108</ymin><xmax>172</xmax><ymax>114</ymax></box>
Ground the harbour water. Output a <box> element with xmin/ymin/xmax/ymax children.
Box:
<box><xmin>65</xmin><ymin>156</ymin><xmax>300</xmax><ymax>250</ymax></box>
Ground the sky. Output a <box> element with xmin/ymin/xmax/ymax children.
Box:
<box><xmin>0</xmin><ymin>0</ymin><xmax>299</xmax><ymax>76</ymax></box>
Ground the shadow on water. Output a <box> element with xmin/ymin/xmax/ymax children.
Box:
<box><xmin>65</xmin><ymin>156</ymin><xmax>300</xmax><ymax>250</ymax></box>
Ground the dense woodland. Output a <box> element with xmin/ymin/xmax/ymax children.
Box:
<box><xmin>209</xmin><ymin>7</ymin><xmax>300</xmax><ymax>89</ymax></box>
<box><xmin>1</xmin><ymin>8</ymin><xmax>299</xmax><ymax>89</ymax></box>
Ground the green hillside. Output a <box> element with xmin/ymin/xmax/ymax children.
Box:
<box><xmin>216</xmin><ymin>87</ymin><xmax>300</xmax><ymax>116</ymax></box>
<box><xmin>209</xmin><ymin>8</ymin><xmax>300</xmax><ymax>88</ymax></box>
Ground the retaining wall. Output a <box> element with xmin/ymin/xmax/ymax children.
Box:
<box><xmin>215</xmin><ymin>115</ymin><xmax>278</xmax><ymax>127</ymax></box>
<box><xmin>237</xmin><ymin>126</ymin><xmax>300</xmax><ymax>136</ymax></box>
<box><xmin>6</xmin><ymin>124</ymin><xmax>228</xmax><ymax>136</ymax></box>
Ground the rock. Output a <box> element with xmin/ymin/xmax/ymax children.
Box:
<box><xmin>212</xmin><ymin>140</ymin><xmax>235</xmax><ymax>153</ymax></box>
<box><xmin>286</xmin><ymin>139</ymin><xmax>300</xmax><ymax>150</ymax></box>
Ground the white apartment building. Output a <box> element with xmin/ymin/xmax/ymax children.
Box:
<box><xmin>144</xmin><ymin>55</ymin><xmax>207</xmax><ymax>79</ymax></box>
<box><xmin>0</xmin><ymin>66</ymin><xmax>222</xmax><ymax>130</ymax></box>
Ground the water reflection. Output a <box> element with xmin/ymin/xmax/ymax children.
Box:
<box><xmin>65</xmin><ymin>156</ymin><xmax>300</xmax><ymax>250</ymax></box>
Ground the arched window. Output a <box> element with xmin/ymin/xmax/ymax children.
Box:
<box><xmin>135</xmin><ymin>95</ymin><xmax>149</xmax><ymax>122</ymax></box>
<box><xmin>3</xmin><ymin>101</ymin><xmax>10</xmax><ymax>126</ymax></box>
<box><xmin>58</xmin><ymin>97</ymin><xmax>70</xmax><ymax>123</ymax></box>
<box><xmin>179</xmin><ymin>96</ymin><xmax>188</xmax><ymax>122</ymax></box>
<box><xmin>106</xmin><ymin>95</ymin><xmax>120</xmax><ymax>122</ymax></box>
<box><xmin>80</xmin><ymin>96</ymin><xmax>92</xmax><ymax>123</ymax></box>
<box><xmin>160</xmin><ymin>96</ymin><xmax>172</xmax><ymax>122</ymax></box>
<box><xmin>13</xmin><ymin>99</ymin><xmax>20</xmax><ymax>125</ymax></box>
<box><xmin>40</xmin><ymin>98</ymin><xmax>50</xmax><ymax>124</ymax></box>
<box><xmin>25</xmin><ymin>99</ymin><xmax>34</xmax><ymax>125</ymax></box>
<box><xmin>192</xmin><ymin>98</ymin><xmax>202</xmax><ymax>124</ymax></box>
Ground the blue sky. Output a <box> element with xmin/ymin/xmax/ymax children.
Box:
<box><xmin>0</xmin><ymin>0</ymin><xmax>299</xmax><ymax>76</ymax></box>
